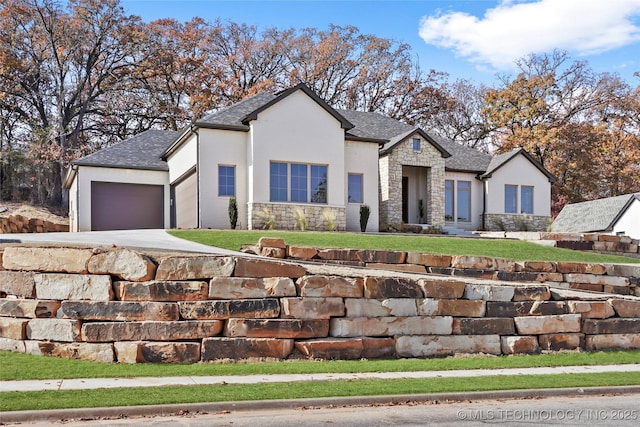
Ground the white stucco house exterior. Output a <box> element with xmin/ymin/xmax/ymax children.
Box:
<box><xmin>64</xmin><ymin>83</ymin><xmax>554</xmax><ymax>233</ymax></box>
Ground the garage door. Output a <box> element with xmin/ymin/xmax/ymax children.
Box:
<box><xmin>91</xmin><ymin>182</ymin><xmax>164</xmax><ymax>231</ymax></box>
<box><xmin>171</xmin><ymin>171</ymin><xmax>197</xmax><ymax>229</ymax></box>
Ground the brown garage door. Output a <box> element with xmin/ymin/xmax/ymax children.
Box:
<box><xmin>91</xmin><ymin>181</ymin><xmax>164</xmax><ymax>231</ymax></box>
<box><xmin>171</xmin><ymin>171</ymin><xmax>198</xmax><ymax>229</ymax></box>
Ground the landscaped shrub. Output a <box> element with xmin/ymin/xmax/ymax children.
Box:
<box><xmin>293</xmin><ymin>206</ymin><xmax>307</xmax><ymax>231</ymax></box>
<box><xmin>321</xmin><ymin>208</ymin><xmax>336</xmax><ymax>231</ymax></box>
<box><xmin>228</xmin><ymin>197</ymin><xmax>238</xmax><ymax>229</ymax></box>
<box><xmin>360</xmin><ymin>204</ymin><xmax>370</xmax><ymax>232</ymax></box>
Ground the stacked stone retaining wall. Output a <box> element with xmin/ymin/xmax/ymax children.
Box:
<box><xmin>0</xmin><ymin>214</ymin><xmax>69</xmax><ymax>233</ymax></box>
<box><xmin>1</xmin><ymin>244</ymin><xmax>639</xmax><ymax>364</ymax></box>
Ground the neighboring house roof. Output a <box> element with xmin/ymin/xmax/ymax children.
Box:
<box><xmin>551</xmin><ymin>192</ymin><xmax>640</xmax><ymax>233</ymax></box>
<box><xmin>479</xmin><ymin>148</ymin><xmax>556</xmax><ymax>183</ymax></box>
<box><xmin>72</xmin><ymin>129</ymin><xmax>179</xmax><ymax>171</ymax></box>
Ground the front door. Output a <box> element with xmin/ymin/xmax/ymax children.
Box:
<box><xmin>402</xmin><ymin>176</ymin><xmax>409</xmax><ymax>223</ymax></box>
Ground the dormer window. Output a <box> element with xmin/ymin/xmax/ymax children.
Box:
<box><xmin>412</xmin><ymin>138</ymin><xmax>421</xmax><ymax>152</ymax></box>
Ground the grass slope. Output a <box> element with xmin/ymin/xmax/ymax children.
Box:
<box><xmin>169</xmin><ymin>230</ymin><xmax>639</xmax><ymax>263</ymax></box>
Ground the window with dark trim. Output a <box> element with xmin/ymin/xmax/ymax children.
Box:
<box><xmin>412</xmin><ymin>138</ymin><xmax>421</xmax><ymax>152</ymax></box>
<box><xmin>445</xmin><ymin>179</ymin><xmax>454</xmax><ymax>221</ymax></box>
<box><xmin>521</xmin><ymin>186</ymin><xmax>534</xmax><ymax>214</ymax></box>
<box><xmin>505</xmin><ymin>184</ymin><xmax>517</xmax><ymax>213</ymax></box>
<box><xmin>348</xmin><ymin>173</ymin><xmax>363</xmax><ymax>203</ymax></box>
<box><xmin>218</xmin><ymin>165</ymin><xmax>235</xmax><ymax>196</ymax></box>
<box><xmin>457</xmin><ymin>181</ymin><xmax>471</xmax><ymax>222</ymax></box>
<box><xmin>269</xmin><ymin>162</ymin><xmax>328</xmax><ymax>204</ymax></box>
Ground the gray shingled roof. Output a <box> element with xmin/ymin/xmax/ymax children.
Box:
<box><xmin>337</xmin><ymin>109</ymin><xmax>414</xmax><ymax>141</ymax></box>
<box><xmin>551</xmin><ymin>192</ymin><xmax>640</xmax><ymax>233</ymax></box>
<box><xmin>73</xmin><ymin>129</ymin><xmax>179</xmax><ymax>171</ymax></box>
<box><xmin>435</xmin><ymin>136</ymin><xmax>492</xmax><ymax>173</ymax></box>
<box><xmin>197</xmin><ymin>92</ymin><xmax>276</xmax><ymax>129</ymax></box>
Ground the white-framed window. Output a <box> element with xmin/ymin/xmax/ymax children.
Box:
<box><xmin>348</xmin><ymin>173</ymin><xmax>363</xmax><ymax>203</ymax></box>
<box><xmin>269</xmin><ymin>161</ymin><xmax>328</xmax><ymax>204</ymax></box>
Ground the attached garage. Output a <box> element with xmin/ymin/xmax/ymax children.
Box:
<box><xmin>91</xmin><ymin>181</ymin><xmax>164</xmax><ymax>231</ymax></box>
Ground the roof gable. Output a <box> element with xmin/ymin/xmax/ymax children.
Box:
<box><xmin>379</xmin><ymin>128</ymin><xmax>451</xmax><ymax>158</ymax></box>
<box><xmin>480</xmin><ymin>148</ymin><xmax>556</xmax><ymax>183</ymax></box>
<box><xmin>552</xmin><ymin>192</ymin><xmax>640</xmax><ymax>233</ymax></box>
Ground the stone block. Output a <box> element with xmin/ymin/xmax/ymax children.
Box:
<box><xmin>209</xmin><ymin>277</ymin><xmax>296</xmax><ymax>299</ymax></box>
<box><xmin>451</xmin><ymin>256</ymin><xmax>515</xmax><ymax>272</ymax></box>
<box><xmin>564</xmin><ymin>274</ymin><xmax>629</xmax><ymax>287</ymax></box>
<box><xmin>364</xmin><ymin>277</ymin><xmax>423</xmax><ymax>299</ymax></box>
<box><xmin>114</xmin><ymin>341</ymin><xmax>141</xmax><ymax>363</ymax></box>
<box><xmin>417</xmin><ymin>299</ymin><xmax>486</xmax><ymax>317</ymax></box>
<box><xmin>604</xmin><ymin>285</ymin><xmax>630</xmax><ymax>295</ymax></box>
<box><xmin>406</xmin><ymin>253</ymin><xmax>452</xmax><ymax>267</ymax></box>
<box><xmin>0</xmin><ymin>337</ymin><xmax>25</xmax><ymax>352</ymax></box>
<box><xmin>453</xmin><ymin>318</ymin><xmax>515</xmax><ymax>335</ymax></box>
<box><xmin>233</xmin><ymin>258</ymin><xmax>306</xmax><ymax>278</ymax></box>
<box><xmin>88</xmin><ymin>248</ymin><xmax>156</xmax><ymax>281</ymax></box>
<box><xmin>0</xmin><ymin>299</ymin><xmax>60</xmax><ymax>318</ymax></box>
<box><xmin>585</xmin><ymin>334</ymin><xmax>640</xmax><ymax>351</ymax></box>
<box><xmin>356</xmin><ymin>250</ymin><xmax>406</xmax><ymax>264</ymax></box>
<box><xmin>486</xmin><ymin>301</ymin><xmax>568</xmax><ymax>317</ymax></box>
<box><xmin>452</xmin><ymin>269</ymin><xmax>497</xmax><ymax>280</ymax></box>
<box><xmin>26</xmin><ymin>342</ymin><xmax>114</xmax><ymax>363</ymax></box>
<box><xmin>61</xmin><ymin>301</ymin><xmax>179</xmax><ymax>321</ymax></box>
<box><xmin>295</xmin><ymin>338</ymin><xmax>364</xmax><ymax>360</ymax></box>
<box><xmin>82</xmin><ymin>320</ymin><xmax>223</xmax><ymax>342</ymax></box>
<box><xmin>582</xmin><ymin>318</ymin><xmax>640</xmax><ymax>334</ymax></box>
<box><xmin>35</xmin><ymin>273</ymin><xmax>113</xmax><ymax>301</ymax></box>
<box><xmin>538</xmin><ymin>333</ymin><xmax>584</xmax><ymax>351</ymax></box>
<box><xmin>0</xmin><ymin>317</ymin><xmax>28</xmax><ymax>339</ymax></box>
<box><xmin>201</xmin><ymin>337</ymin><xmax>294</xmax><ymax>360</ymax></box>
<box><xmin>570</xmin><ymin>283</ymin><xmax>603</xmax><ymax>292</ymax></box>
<box><xmin>316</xmin><ymin>249</ymin><xmax>360</xmax><ymax>262</ymax></box>
<box><xmin>429</xmin><ymin>267</ymin><xmax>455</xmax><ymax>276</ymax></box>
<box><xmin>329</xmin><ymin>316</ymin><xmax>452</xmax><ymax>337</ymax></box>
<box><xmin>280</xmin><ymin>297</ymin><xmax>344</xmax><ymax>319</ymax></box>
<box><xmin>179</xmin><ymin>299</ymin><xmax>280</xmax><ymax>320</ymax></box>
<box><xmin>610</xmin><ymin>299</ymin><xmax>640</xmax><ymax>317</ymax></box>
<box><xmin>396</xmin><ymin>335</ymin><xmax>501</xmax><ymax>357</ymax></box>
<box><xmin>366</xmin><ymin>263</ymin><xmax>427</xmax><ymax>273</ymax></box>
<box><xmin>606</xmin><ymin>264</ymin><xmax>640</xmax><ymax>278</ymax></box>
<box><xmin>519</xmin><ymin>261</ymin><xmax>556</xmax><ymax>273</ymax></box>
<box><xmin>225</xmin><ymin>318</ymin><xmax>329</xmax><ymax>338</ymax></box>
<box><xmin>514</xmin><ymin>314</ymin><xmax>581</xmax><ymax>334</ymax></box>
<box><xmin>287</xmin><ymin>246</ymin><xmax>318</xmax><ymax>259</ymax></box>
<box><xmin>556</xmin><ymin>262</ymin><xmax>607</xmax><ymax>275</ymax></box>
<box><xmin>296</xmin><ymin>276</ymin><xmax>363</xmax><ymax>297</ymax></box>
<box><xmin>0</xmin><ymin>271</ymin><xmax>35</xmax><ymax>298</ymax></box>
<box><xmin>567</xmin><ymin>301</ymin><xmax>615</xmax><ymax>319</ymax></box>
<box><xmin>463</xmin><ymin>284</ymin><xmax>515</xmax><ymax>301</ymax></box>
<box><xmin>500</xmin><ymin>336</ymin><xmax>539</xmax><ymax>354</ymax></box>
<box><xmin>418</xmin><ymin>278</ymin><xmax>466</xmax><ymax>299</ymax></box>
<box><xmin>258</xmin><ymin>237</ymin><xmax>286</xmax><ymax>249</ymax></box>
<box><xmin>512</xmin><ymin>285</ymin><xmax>551</xmax><ymax>301</ymax></box>
<box><xmin>114</xmin><ymin>281</ymin><xmax>208</xmax><ymax>301</ymax></box>
<box><xmin>260</xmin><ymin>247</ymin><xmax>286</xmax><ymax>258</ymax></box>
<box><xmin>139</xmin><ymin>342</ymin><xmax>200</xmax><ymax>363</ymax></box>
<box><xmin>1</xmin><ymin>247</ymin><xmax>93</xmax><ymax>273</ymax></box>
<box><xmin>362</xmin><ymin>337</ymin><xmax>396</xmax><ymax>359</ymax></box>
<box><xmin>27</xmin><ymin>319</ymin><xmax>81</xmax><ymax>342</ymax></box>
<box><xmin>155</xmin><ymin>256</ymin><xmax>235</xmax><ymax>280</ymax></box>
<box><xmin>345</xmin><ymin>298</ymin><xmax>417</xmax><ymax>317</ymax></box>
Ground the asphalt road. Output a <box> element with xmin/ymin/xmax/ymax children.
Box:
<box><xmin>7</xmin><ymin>393</ymin><xmax>639</xmax><ymax>427</ymax></box>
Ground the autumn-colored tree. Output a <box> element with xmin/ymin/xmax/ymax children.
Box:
<box><xmin>484</xmin><ymin>50</ymin><xmax>640</xmax><ymax>211</ymax></box>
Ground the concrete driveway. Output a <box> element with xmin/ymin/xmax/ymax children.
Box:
<box><xmin>0</xmin><ymin>229</ymin><xmax>240</xmax><ymax>255</ymax></box>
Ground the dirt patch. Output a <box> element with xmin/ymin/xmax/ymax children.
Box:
<box><xmin>0</xmin><ymin>202</ymin><xmax>68</xmax><ymax>224</ymax></box>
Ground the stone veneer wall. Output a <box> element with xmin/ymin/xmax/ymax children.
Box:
<box><xmin>0</xmin><ymin>242</ymin><xmax>639</xmax><ymax>364</ymax></box>
<box><xmin>483</xmin><ymin>214</ymin><xmax>550</xmax><ymax>232</ymax></box>
<box><xmin>248</xmin><ymin>202</ymin><xmax>345</xmax><ymax>231</ymax></box>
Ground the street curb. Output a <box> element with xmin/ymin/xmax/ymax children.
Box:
<box><xmin>2</xmin><ymin>385</ymin><xmax>640</xmax><ymax>424</ymax></box>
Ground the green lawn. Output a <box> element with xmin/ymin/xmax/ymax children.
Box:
<box><xmin>2</xmin><ymin>349</ymin><xmax>639</xmax><ymax>412</ymax></box>
<box><xmin>169</xmin><ymin>229</ymin><xmax>640</xmax><ymax>264</ymax></box>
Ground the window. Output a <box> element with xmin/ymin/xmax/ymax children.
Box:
<box><xmin>457</xmin><ymin>181</ymin><xmax>471</xmax><ymax>222</ymax></box>
<box><xmin>310</xmin><ymin>165</ymin><xmax>327</xmax><ymax>203</ymax></box>
<box><xmin>412</xmin><ymin>138</ymin><xmax>421</xmax><ymax>152</ymax></box>
<box><xmin>290</xmin><ymin>164</ymin><xmax>308</xmax><ymax>202</ymax></box>
<box><xmin>218</xmin><ymin>165</ymin><xmax>235</xmax><ymax>196</ymax></box>
<box><xmin>505</xmin><ymin>185</ymin><xmax>517</xmax><ymax>213</ymax></box>
<box><xmin>270</xmin><ymin>162</ymin><xmax>288</xmax><ymax>202</ymax></box>
<box><xmin>348</xmin><ymin>174</ymin><xmax>363</xmax><ymax>203</ymax></box>
<box><xmin>269</xmin><ymin>162</ymin><xmax>328</xmax><ymax>204</ymax></box>
<box><xmin>445</xmin><ymin>180</ymin><xmax>454</xmax><ymax>221</ymax></box>
<box><xmin>521</xmin><ymin>186</ymin><xmax>533</xmax><ymax>214</ymax></box>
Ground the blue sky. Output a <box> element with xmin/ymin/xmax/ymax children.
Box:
<box><xmin>120</xmin><ymin>0</ymin><xmax>640</xmax><ymax>86</ymax></box>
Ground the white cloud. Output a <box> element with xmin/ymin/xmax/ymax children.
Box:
<box><xmin>419</xmin><ymin>0</ymin><xmax>640</xmax><ymax>70</ymax></box>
